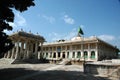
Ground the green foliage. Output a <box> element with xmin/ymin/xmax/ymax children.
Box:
<box><xmin>0</xmin><ymin>0</ymin><xmax>35</xmax><ymax>58</ymax></box>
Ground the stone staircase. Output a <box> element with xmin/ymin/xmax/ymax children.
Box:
<box><xmin>0</xmin><ymin>58</ymin><xmax>15</xmax><ymax>64</ymax></box>
<box><xmin>58</xmin><ymin>59</ymin><xmax>71</xmax><ymax>65</ymax></box>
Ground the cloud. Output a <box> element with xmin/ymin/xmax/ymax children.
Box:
<box><xmin>49</xmin><ymin>32</ymin><xmax>63</xmax><ymax>41</ymax></box>
<box><xmin>4</xmin><ymin>13</ymin><xmax>27</xmax><ymax>34</ymax></box>
<box><xmin>8</xmin><ymin>12</ymin><xmax>26</xmax><ymax>27</ymax></box>
<box><xmin>42</xmin><ymin>15</ymin><xmax>55</xmax><ymax>24</ymax></box>
<box><xmin>8</xmin><ymin>22</ymin><xmax>16</xmax><ymax>27</ymax></box>
<box><xmin>48</xmin><ymin>32</ymin><xmax>120</xmax><ymax>49</ymax></box>
<box><xmin>16</xmin><ymin>13</ymin><xmax>26</xmax><ymax>26</ymax></box>
<box><xmin>64</xmin><ymin>28</ymin><xmax>77</xmax><ymax>40</ymax></box>
<box><xmin>98</xmin><ymin>35</ymin><xmax>115</xmax><ymax>41</ymax></box>
<box><xmin>4</xmin><ymin>30</ymin><xmax>13</xmax><ymax>35</ymax></box>
<box><xmin>63</xmin><ymin>15</ymin><xmax>75</xmax><ymax>24</ymax></box>
<box><xmin>80</xmin><ymin>24</ymin><xmax>84</xmax><ymax>28</ymax></box>
<box><xmin>48</xmin><ymin>28</ymin><xmax>77</xmax><ymax>42</ymax></box>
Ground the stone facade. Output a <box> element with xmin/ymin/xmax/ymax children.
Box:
<box><xmin>4</xmin><ymin>30</ymin><xmax>119</xmax><ymax>64</ymax></box>
<box><xmin>42</xmin><ymin>36</ymin><xmax>119</xmax><ymax>64</ymax></box>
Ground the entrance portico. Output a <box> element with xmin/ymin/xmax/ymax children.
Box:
<box><xmin>4</xmin><ymin>31</ymin><xmax>45</xmax><ymax>60</ymax></box>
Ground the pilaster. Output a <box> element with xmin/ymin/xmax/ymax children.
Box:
<box><xmin>88</xmin><ymin>44</ymin><xmax>91</xmax><ymax>60</ymax></box>
<box><xmin>81</xmin><ymin>44</ymin><xmax>84</xmax><ymax>59</ymax></box>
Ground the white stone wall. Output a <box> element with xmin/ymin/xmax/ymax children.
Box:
<box><xmin>42</xmin><ymin>43</ymin><xmax>98</xmax><ymax>61</ymax></box>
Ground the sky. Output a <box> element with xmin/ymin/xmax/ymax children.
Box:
<box><xmin>5</xmin><ymin>0</ymin><xmax>120</xmax><ymax>49</ymax></box>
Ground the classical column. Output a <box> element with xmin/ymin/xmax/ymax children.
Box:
<box><xmin>60</xmin><ymin>52</ymin><xmax>62</xmax><ymax>59</ymax></box>
<box><xmin>70</xmin><ymin>45</ymin><xmax>72</xmax><ymax>59</ymax></box>
<box><xmin>65</xmin><ymin>46</ymin><xmax>67</xmax><ymax>59</ymax></box>
<box><xmin>47</xmin><ymin>52</ymin><xmax>50</xmax><ymax>59</ymax></box>
<box><xmin>20</xmin><ymin>42</ymin><xmax>24</xmax><ymax>59</ymax></box>
<box><xmin>65</xmin><ymin>52</ymin><xmax>67</xmax><ymax>59</ymax></box>
<box><xmin>11</xmin><ymin>47</ymin><xmax>15</xmax><ymax>59</ymax></box>
<box><xmin>81</xmin><ymin>44</ymin><xmax>84</xmax><ymax>59</ymax></box>
<box><xmin>95</xmin><ymin>43</ymin><xmax>98</xmax><ymax>61</ymax></box>
<box><xmin>15</xmin><ymin>41</ymin><xmax>19</xmax><ymax>59</ymax></box>
<box><xmin>35</xmin><ymin>42</ymin><xmax>38</xmax><ymax>59</ymax></box>
<box><xmin>23</xmin><ymin>42</ymin><xmax>27</xmax><ymax>59</ymax></box>
<box><xmin>60</xmin><ymin>46</ymin><xmax>62</xmax><ymax>59</ymax></box>
<box><xmin>38</xmin><ymin>52</ymin><xmax>40</xmax><ymax>59</ymax></box>
<box><xmin>31</xmin><ymin>43</ymin><xmax>33</xmax><ymax>53</ymax></box>
<box><xmin>75</xmin><ymin>52</ymin><xmax>77</xmax><ymax>59</ymax></box>
<box><xmin>88</xmin><ymin>44</ymin><xmax>91</xmax><ymax>60</ymax></box>
<box><xmin>4</xmin><ymin>53</ymin><xmax>7</xmax><ymax>58</ymax></box>
<box><xmin>37</xmin><ymin>43</ymin><xmax>40</xmax><ymax>59</ymax></box>
<box><xmin>26</xmin><ymin>42</ymin><xmax>30</xmax><ymax>59</ymax></box>
<box><xmin>51</xmin><ymin>47</ymin><xmax>54</xmax><ymax>59</ymax></box>
<box><xmin>10</xmin><ymin>41</ymin><xmax>14</xmax><ymax>59</ymax></box>
<box><xmin>40</xmin><ymin>42</ymin><xmax>43</xmax><ymax>59</ymax></box>
<box><xmin>38</xmin><ymin>43</ymin><xmax>41</xmax><ymax>59</ymax></box>
<box><xmin>56</xmin><ymin>52</ymin><xmax>58</xmax><ymax>59</ymax></box>
<box><xmin>52</xmin><ymin>52</ymin><xmax>54</xmax><ymax>59</ymax></box>
<box><xmin>7</xmin><ymin>51</ymin><xmax>11</xmax><ymax>58</ymax></box>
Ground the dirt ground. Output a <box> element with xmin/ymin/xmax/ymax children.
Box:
<box><xmin>0</xmin><ymin>64</ymin><xmax>110</xmax><ymax>80</ymax></box>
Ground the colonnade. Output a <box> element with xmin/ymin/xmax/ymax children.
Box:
<box><xmin>4</xmin><ymin>41</ymin><xmax>43</xmax><ymax>60</ymax></box>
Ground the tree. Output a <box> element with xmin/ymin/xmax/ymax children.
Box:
<box><xmin>0</xmin><ymin>0</ymin><xmax>35</xmax><ymax>58</ymax></box>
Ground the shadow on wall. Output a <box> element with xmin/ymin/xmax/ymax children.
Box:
<box><xmin>0</xmin><ymin>68</ymin><xmax>110</xmax><ymax>80</ymax></box>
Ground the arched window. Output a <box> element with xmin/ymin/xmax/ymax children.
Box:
<box><xmin>46</xmin><ymin>52</ymin><xmax>48</xmax><ymax>58</ymax></box>
<box><xmin>67</xmin><ymin>52</ymin><xmax>69</xmax><ymax>58</ymax></box>
<box><xmin>84</xmin><ymin>51</ymin><xmax>88</xmax><ymax>58</ymax></box>
<box><xmin>77</xmin><ymin>51</ymin><xmax>81</xmax><ymax>58</ymax></box>
<box><xmin>72</xmin><ymin>52</ymin><xmax>75</xmax><ymax>58</ymax></box>
<box><xmin>91</xmin><ymin>51</ymin><xmax>95</xmax><ymax>59</ymax></box>
<box><xmin>62</xmin><ymin>52</ymin><xmax>65</xmax><ymax>58</ymax></box>
<box><xmin>50</xmin><ymin>52</ymin><xmax>52</xmax><ymax>58</ymax></box>
<box><xmin>58</xmin><ymin>52</ymin><xmax>60</xmax><ymax>58</ymax></box>
<box><xmin>53</xmin><ymin>52</ymin><xmax>56</xmax><ymax>58</ymax></box>
<box><xmin>43</xmin><ymin>53</ymin><xmax>45</xmax><ymax>58</ymax></box>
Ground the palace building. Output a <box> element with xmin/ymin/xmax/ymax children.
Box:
<box><xmin>3</xmin><ymin>30</ymin><xmax>119</xmax><ymax>64</ymax></box>
<box><xmin>42</xmin><ymin>35</ymin><xmax>119</xmax><ymax>64</ymax></box>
